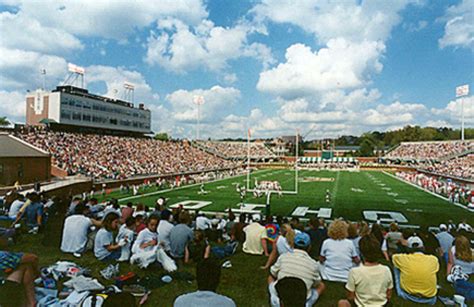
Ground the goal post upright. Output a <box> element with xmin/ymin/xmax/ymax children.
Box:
<box><xmin>295</xmin><ymin>128</ymin><xmax>299</xmax><ymax>194</ymax></box>
<box><xmin>246</xmin><ymin>128</ymin><xmax>251</xmax><ymax>191</ymax></box>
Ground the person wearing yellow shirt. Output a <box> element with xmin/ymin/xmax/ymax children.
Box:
<box><xmin>392</xmin><ymin>236</ymin><xmax>439</xmax><ymax>305</ymax></box>
<box><xmin>338</xmin><ymin>235</ymin><xmax>393</xmax><ymax>307</ymax></box>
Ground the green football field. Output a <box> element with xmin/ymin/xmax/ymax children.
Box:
<box><xmin>102</xmin><ymin>169</ymin><xmax>471</xmax><ymax>228</ymax></box>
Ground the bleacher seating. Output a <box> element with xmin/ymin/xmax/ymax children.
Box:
<box><xmin>196</xmin><ymin>141</ymin><xmax>276</xmax><ymax>160</ymax></box>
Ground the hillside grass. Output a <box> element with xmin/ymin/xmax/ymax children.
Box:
<box><xmin>6</xmin><ymin>233</ymin><xmax>450</xmax><ymax>307</ymax></box>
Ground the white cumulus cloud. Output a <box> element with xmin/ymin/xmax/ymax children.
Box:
<box><xmin>251</xmin><ymin>0</ymin><xmax>416</xmax><ymax>44</ymax></box>
<box><xmin>439</xmin><ymin>0</ymin><xmax>474</xmax><ymax>50</ymax></box>
<box><xmin>257</xmin><ymin>40</ymin><xmax>385</xmax><ymax>98</ymax></box>
<box><xmin>165</xmin><ymin>86</ymin><xmax>241</xmax><ymax>122</ymax></box>
<box><xmin>0</xmin><ymin>11</ymin><xmax>83</xmax><ymax>55</ymax></box>
<box><xmin>145</xmin><ymin>19</ymin><xmax>274</xmax><ymax>73</ymax></box>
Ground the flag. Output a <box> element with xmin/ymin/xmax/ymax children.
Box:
<box><xmin>248</xmin><ymin>128</ymin><xmax>251</xmax><ymax>139</ymax></box>
<box><xmin>456</xmin><ymin>84</ymin><xmax>469</xmax><ymax>97</ymax></box>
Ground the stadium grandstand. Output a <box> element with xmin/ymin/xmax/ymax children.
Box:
<box><xmin>384</xmin><ymin>140</ymin><xmax>473</xmax><ymax>161</ymax></box>
<box><xmin>195</xmin><ymin>140</ymin><xmax>277</xmax><ymax>161</ymax></box>
<box><xmin>15</xmin><ymin>127</ymin><xmax>238</xmax><ymax>180</ymax></box>
<box><xmin>382</xmin><ymin>140</ymin><xmax>474</xmax><ymax>181</ymax></box>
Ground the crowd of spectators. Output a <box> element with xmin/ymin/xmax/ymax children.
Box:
<box><xmin>422</xmin><ymin>154</ymin><xmax>474</xmax><ymax>180</ymax></box>
<box><xmin>0</xmin><ymin>188</ymin><xmax>473</xmax><ymax>306</ymax></box>
<box><xmin>16</xmin><ymin>127</ymin><xmax>237</xmax><ymax>180</ymax></box>
<box><xmin>302</xmin><ymin>162</ymin><xmax>359</xmax><ymax>170</ymax></box>
<box><xmin>385</xmin><ymin>140</ymin><xmax>473</xmax><ymax>160</ymax></box>
<box><xmin>396</xmin><ymin>171</ymin><xmax>473</xmax><ymax>207</ymax></box>
<box><xmin>196</xmin><ymin>141</ymin><xmax>276</xmax><ymax>160</ymax></box>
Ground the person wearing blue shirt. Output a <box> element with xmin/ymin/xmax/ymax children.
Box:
<box><xmin>94</xmin><ymin>212</ymin><xmax>123</xmax><ymax>261</ymax></box>
<box><xmin>173</xmin><ymin>258</ymin><xmax>236</xmax><ymax>307</ymax></box>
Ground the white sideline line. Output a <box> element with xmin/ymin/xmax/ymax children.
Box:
<box><xmin>118</xmin><ymin>169</ymin><xmax>272</xmax><ymax>203</ymax></box>
<box><xmin>382</xmin><ymin>171</ymin><xmax>473</xmax><ymax>212</ymax></box>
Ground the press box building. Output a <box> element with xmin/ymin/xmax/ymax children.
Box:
<box><xmin>26</xmin><ymin>85</ymin><xmax>152</xmax><ymax>135</ymax></box>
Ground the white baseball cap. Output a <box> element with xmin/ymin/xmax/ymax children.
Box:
<box><xmin>407</xmin><ymin>236</ymin><xmax>424</xmax><ymax>249</ymax></box>
<box><xmin>439</xmin><ymin>224</ymin><xmax>447</xmax><ymax>230</ymax></box>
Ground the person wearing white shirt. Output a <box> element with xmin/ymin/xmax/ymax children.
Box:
<box><xmin>320</xmin><ymin>220</ymin><xmax>360</xmax><ymax>282</ymax></box>
<box><xmin>132</xmin><ymin>216</ymin><xmax>159</xmax><ymax>254</ymax></box>
<box><xmin>157</xmin><ymin>210</ymin><xmax>174</xmax><ymax>251</ymax></box>
<box><xmin>61</xmin><ymin>204</ymin><xmax>101</xmax><ymax>257</ymax></box>
<box><xmin>116</xmin><ymin>217</ymin><xmax>136</xmax><ymax>262</ymax></box>
<box><xmin>196</xmin><ymin>214</ymin><xmax>211</xmax><ymax>230</ymax></box>
<box><xmin>8</xmin><ymin>196</ymin><xmax>25</xmax><ymax>220</ymax></box>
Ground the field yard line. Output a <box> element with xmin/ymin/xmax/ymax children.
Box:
<box><xmin>118</xmin><ymin>169</ymin><xmax>272</xmax><ymax>203</ymax></box>
<box><xmin>382</xmin><ymin>171</ymin><xmax>473</xmax><ymax>212</ymax></box>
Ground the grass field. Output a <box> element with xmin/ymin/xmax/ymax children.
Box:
<box><xmin>100</xmin><ymin>169</ymin><xmax>471</xmax><ymax>228</ymax></box>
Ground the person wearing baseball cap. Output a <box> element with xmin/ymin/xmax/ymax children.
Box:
<box><xmin>268</xmin><ymin>232</ymin><xmax>326</xmax><ymax>307</ymax></box>
<box><xmin>435</xmin><ymin>224</ymin><xmax>454</xmax><ymax>264</ymax></box>
<box><xmin>392</xmin><ymin>235</ymin><xmax>439</xmax><ymax>305</ymax></box>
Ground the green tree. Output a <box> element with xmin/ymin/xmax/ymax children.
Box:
<box><xmin>358</xmin><ymin>139</ymin><xmax>375</xmax><ymax>156</ymax></box>
<box><xmin>154</xmin><ymin>132</ymin><xmax>169</xmax><ymax>141</ymax></box>
<box><xmin>0</xmin><ymin>117</ymin><xmax>10</xmax><ymax>127</ymax></box>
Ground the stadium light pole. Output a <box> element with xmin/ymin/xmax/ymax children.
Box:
<box><xmin>455</xmin><ymin>84</ymin><xmax>469</xmax><ymax>141</ymax></box>
<box><xmin>193</xmin><ymin>95</ymin><xmax>205</xmax><ymax>140</ymax></box>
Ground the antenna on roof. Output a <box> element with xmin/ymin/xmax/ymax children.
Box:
<box><xmin>63</xmin><ymin>63</ymin><xmax>85</xmax><ymax>88</ymax></box>
<box><xmin>123</xmin><ymin>81</ymin><xmax>135</xmax><ymax>103</ymax></box>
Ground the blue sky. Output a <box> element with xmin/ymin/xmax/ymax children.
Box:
<box><xmin>0</xmin><ymin>0</ymin><xmax>472</xmax><ymax>139</ymax></box>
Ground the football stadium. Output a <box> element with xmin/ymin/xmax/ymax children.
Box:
<box><xmin>0</xmin><ymin>1</ymin><xmax>473</xmax><ymax>307</ymax></box>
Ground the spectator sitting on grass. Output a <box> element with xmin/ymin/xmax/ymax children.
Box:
<box><xmin>347</xmin><ymin>222</ymin><xmax>361</xmax><ymax>257</ymax></box>
<box><xmin>169</xmin><ymin>211</ymin><xmax>194</xmax><ymax>259</ymax></box>
<box><xmin>447</xmin><ymin>235</ymin><xmax>473</xmax><ymax>276</ymax></box>
<box><xmin>370</xmin><ymin>223</ymin><xmax>389</xmax><ymax>261</ymax></box>
<box><xmin>67</xmin><ymin>196</ymin><xmax>82</xmax><ymax>216</ymax></box>
<box><xmin>243</xmin><ymin>214</ymin><xmax>268</xmax><ymax>256</ymax></box>
<box><xmin>435</xmin><ymin>224</ymin><xmax>454</xmax><ymax>264</ymax></box>
<box><xmin>385</xmin><ymin>222</ymin><xmax>403</xmax><ymax>257</ymax></box>
<box><xmin>61</xmin><ymin>203</ymin><xmax>101</xmax><ymax>258</ymax></box>
<box><xmin>274</xmin><ymin>277</ymin><xmax>308</xmax><ymax>307</ymax></box>
<box><xmin>320</xmin><ymin>220</ymin><xmax>360</xmax><ymax>282</ymax></box>
<box><xmin>120</xmin><ymin>202</ymin><xmax>134</xmax><ymax>223</ymax></box>
<box><xmin>14</xmin><ymin>193</ymin><xmax>43</xmax><ymax>233</ymax></box>
<box><xmin>1</xmin><ymin>193</ymin><xmax>24</xmax><ymax>221</ymax></box>
<box><xmin>268</xmin><ymin>232</ymin><xmax>325</xmax><ymax>307</ymax></box>
<box><xmin>262</xmin><ymin>224</ymin><xmax>295</xmax><ymax>270</ymax></box>
<box><xmin>392</xmin><ymin>235</ymin><xmax>439</xmax><ymax>305</ymax></box>
<box><xmin>132</xmin><ymin>215</ymin><xmax>159</xmax><ymax>254</ymax></box>
<box><xmin>230</xmin><ymin>213</ymin><xmax>247</xmax><ymax>243</ymax></box>
<box><xmin>184</xmin><ymin>230</ymin><xmax>210</xmax><ymax>264</ymax></box>
<box><xmin>116</xmin><ymin>216</ymin><xmax>136</xmax><ymax>262</ymax></box>
<box><xmin>94</xmin><ymin>212</ymin><xmax>123</xmax><ymax>262</ymax></box>
<box><xmin>305</xmin><ymin>217</ymin><xmax>328</xmax><ymax>259</ymax></box>
<box><xmin>173</xmin><ymin>258</ymin><xmax>236</xmax><ymax>307</ymax></box>
<box><xmin>157</xmin><ymin>210</ymin><xmax>174</xmax><ymax>252</ymax></box>
<box><xmin>338</xmin><ymin>235</ymin><xmax>393</xmax><ymax>307</ymax></box>
<box><xmin>0</xmin><ymin>243</ymin><xmax>39</xmax><ymax>307</ymax></box>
